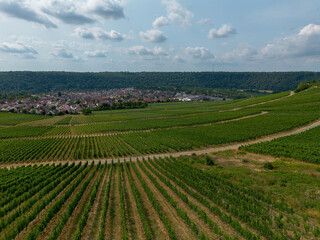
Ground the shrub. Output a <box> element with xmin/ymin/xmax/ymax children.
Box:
<box><xmin>263</xmin><ymin>162</ymin><xmax>274</xmax><ymax>170</ymax></box>
<box><xmin>206</xmin><ymin>156</ymin><xmax>215</xmax><ymax>166</ymax></box>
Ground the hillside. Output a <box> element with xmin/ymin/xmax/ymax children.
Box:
<box><xmin>1</xmin><ymin>71</ymin><xmax>320</xmax><ymax>93</ymax></box>
<box><xmin>0</xmin><ymin>87</ymin><xmax>320</xmax><ymax>239</ymax></box>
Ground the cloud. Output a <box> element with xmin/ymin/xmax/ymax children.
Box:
<box><xmin>261</xmin><ymin>24</ymin><xmax>320</xmax><ymax>59</ymax></box>
<box><xmin>127</xmin><ymin>46</ymin><xmax>168</xmax><ymax>60</ymax></box>
<box><xmin>174</xmin><ymin>55</ymin><xmax>186</xmax><ymax>63</ymax></box>
<box><xmin>152</xmin><ymin>16</ymin><xmax>170</xmax><ymax>28</ymax></box>
<box><xmin>162</xmin><ymin>0</ymin><xmax>193</xmax><ymax>28</ymax></box>
<box><xmin>218</xmin><ymin>24</ymin><xmax>320</xmax><ymax>64</ymax></box>
<box><xmin>0</xmin><ymin>0</ymin><xmax>125</xmax><ymax>29</ymax></box>
<box><xmin>0</xmin><ymin>0</ymin><xmax>57</xmax><ymax>28</ymax></box>
<box><xmin>52</xmin><ymin>48</ymin><xmax>74</xmax><ymax>58</ymax></box>
<box><xmin>298</xmin><ymin>23</ymin><xmax>320</xmax><ymax>36</ymax></box>
<box><xmin>197</xmin><ymin>18</ymin><xmax>213</xmax><ymax>26</ymax></box>
<box><xmin>41</xmin><ymin>0</ymin><xmax>95</xmax><ymax>25</ymax></box>
<box><xmin>86</xmin><ymin>0</ymin><xmax>125</xmax><ymax>20</ymax></box>
<box><xmin>140</xmin><ymin>29</ymin><xmax>167</xmax><ymax>43</ymax></box>
<box><xmin>98</xmin><ymin>29</ymin><xmax>124</xmax><ymax>41</ymax></box>
<box><xmin>74</xmin><ymin>27</ymin><xmax>95</xmax><ymax>39</ymax></box>
<box><xmin>84</xmin><ymin>50</ymin><xmax>107</xmax><ymax>58</ymax></box>
<box><xmin>74</xmin><ymin>27</ymin><xmax>124</xmax><ymax>41</ymax></box>
<box><xmin>185</xmin><ymin>47</ymin><xmax>214</xmax><ymax>60</ymax></box>
<box><xmin>209</xmin><ymin>24</ymin><xmax>237</xmax><ymax>39</ymax></box>
<box><xmin>222</xmin><ymin>44</ymin><xmax>258</xmax><ymax>62</ymax></box>
<box><xmin>0</xmin><ymin>42</ymin><xmax>38</xmax><ymax>54</ymax></box>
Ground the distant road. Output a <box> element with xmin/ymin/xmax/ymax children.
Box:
<box><xmin>3</xmin><ymin>117</ymin><xmax>320</xmax><ymax>168</ymax></box>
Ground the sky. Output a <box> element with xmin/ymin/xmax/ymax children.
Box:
<box><xmin>0</xmin><ymin>0</ymin><xmax>320</xmax><ymax>72</ymax></box>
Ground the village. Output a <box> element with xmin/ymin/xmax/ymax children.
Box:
<box><xmin>0</xmin><ymin>88</ymin><xmax>227</xmax><ymax>115</ymax></box>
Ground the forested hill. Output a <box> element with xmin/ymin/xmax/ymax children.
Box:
<box><xmin>0</xmin><ymin>71</ymin><xmax>319</xmax><ymax>93</ymax></box>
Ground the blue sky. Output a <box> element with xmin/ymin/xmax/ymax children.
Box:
<box><xmin>0</xmin><ymin>0</ymin><xmax>320</xmax><ymax>72</ymax></box>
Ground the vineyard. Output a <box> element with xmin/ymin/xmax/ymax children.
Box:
<box><xmin>0</xmin><ymin>86</ymin><xmax>320</xmax><ymax>240</ymax></box>
<box><xmin>0</xmin><ymin>88</ymin><xmax>319</xmax><ymax>163</ymax></box>
<box><xmin>0</xmin><ymin>158</ymin><xmax>319</xmax><ymax>240</ymax></box>
<box><xmin>242</xmin><ymin>125</ymin><xmax>320</xmax><ymax>164</ymax></box>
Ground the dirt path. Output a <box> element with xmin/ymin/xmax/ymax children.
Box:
<box><xmin>17</xmin><ymin>91</ymin><xmax>292</xmax><ymax>128</ymax></box>
<box><xmin>4</xmin><ymin>117</ymin><xmax>319</xmax><ymax>168</ymax></box>
<box><xmin>0</xmin><ymin>111</ymin><xmax>268</xmax><ymax>141</ymax></box>
<box><xmin>222</xmin><ymin>90</ymin><xmax>294</xmax><ymax>112</ymax></box>
<box><xmin>133</xmin><ymin>161</ymin><xmax>197</xmax><ymax>240</ymax></box>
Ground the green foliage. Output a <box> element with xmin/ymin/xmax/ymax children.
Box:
<box><xmin>0</xmin><ymin>71</ymin><xmax>319</xmax><ymax>93</ymax></box>
<box><xmin>0</xmin><ymin>159</ymin><xmax>319</xmax><ymax>240</ymax></box>
<box><xmin>0</xmin><ymin>126</ymin><xmax>52</xmax><ymax>139</ymax></box>
<box><xmin>263</xmin><ymin>162</ymin><xmax>275</xmax><ymax>170</ymax></box>
<box><xmin>54</xmin><ymin>116</ymin><xmax>72</xmax><ymax>125</ymax></box>
<box><xmin>0</xmin><ymin>112</ymin><xmax>49</xmax><ymax>126</ymax></box>
<box><xmin>294</xmin><ymin>82</ymin><xmax>311</xmax><ymax>93</ymax></box>
<box><xmin>82</xmin><ymin>108</ymin><xmax>92</xmax><ymax>115</ymax></box>
<box><xmin>95</xmin><ymin>101</ymin><xmax>147</xmax><ymax>111</ymax></box>
<box><xmin>243</xmin><ymin>126</ymin><xmax>320</xmax><ymax>164</ymax></box>
<box><xmin>206</xmin><ymin>156</ymin><xmax>215</xmax><ymax>166</ymax></box>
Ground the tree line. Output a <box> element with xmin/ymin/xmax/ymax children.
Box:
<box><xmin>1</xmin><ymin>71</ymin><xmax>320</xmax><ymax>94</ymax></box>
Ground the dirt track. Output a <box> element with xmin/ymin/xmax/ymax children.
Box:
<box><xmin>4</xmin><ymin>117</ymin><xmax>320</xmax><ymax>168</ymax></box>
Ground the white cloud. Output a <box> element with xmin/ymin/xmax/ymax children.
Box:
<box><xmin>185</xmin><ymin>47</ymin><xmax>214</xmax><ymax>60</ymax></box>
<box><xmin>84</xmin><ymin>50</ymin><xmax>107</xmax><ymax>58</ymax></box>
<box><xmin>218</xmin><ymin>24</ymin><xmax>320</xmax><ymax>64</ymax></box>
<box><xmin>0</xmin><ymin>42</ymin><xmax>38</xmax><ymax>54</ymax></box>
<box><xmin>0</xmin><ymin>0</ymin><xmax>125</xmax><ymax>29</ymax></box>
<box><xmin>86</xmin><ymin>0</ymin><xmax>125</xmax><ymax>20</ymax></box>
<box><xmin>52</xmin><ymin>48</ymin><xmax>74</xmax><ymax>58</ymax></box>
<box><xmin>152</xmin><ymin>16</ymin><xmax>170</xmax><ymax>28</ymax></box>
<box><xmin>197</xmin><ymin>18</ymin><xmax>213</xmax><ymax>26</ymax></box>
<box><xmin>298</xmin><ymin>23</ymin><xmax>320</xmax><ymax>36</ymax></box>
<box><xmin>41</xmin><ymin>0</ymin><xmax>95</xmax><ymax>25</ymax></box>
<box><xmin>209</xmin><ymin>24</ymin><xmax>237</xmax><ymax>39</ymax></box>
<box><xmin>127</xmin><ymin>46</ymin><xmax>168</xmax><ymax>60</ymax></box>
<box><xmin>74</xmin><ymin>27</ymin><xmax>124</xmax><ymax>41</ymax></box>
<box><xmin>222</xmin><ymin>44</ymin><xmax>258</xmax><ymax>62</ymax></box>
<box><xmin>140</xmin><ymin>29</ymin><xmax>167</xmax><ymax>43</ymax></box>
<box><xmin>98</xmin><ymin>29</ymin><xmax>124</xmax><ymax>41</ymax></box>
<box><xmin>174</xmin><ymin>55</ymin><xmax>185</xmax><ymax>63</ymax></box>
<box><xmin>162</xmin><ymin>0</ymin><xmax>193</xmax><ymax>28</ymax></box>
<box><xmin>261</xmin><ymin>24</ymin><xmax>320</xmax><ymax>59</ymax></box>
<box><xmin>0</xmin><ymin>0</ymin><xmax>57</xmax><ymax>28</ymax></box>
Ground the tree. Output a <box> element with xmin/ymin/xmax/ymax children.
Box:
<box><xmin>82</xmin><ymin>108</ymin><xmax>92</xmax><ymax>115</ymax></box>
